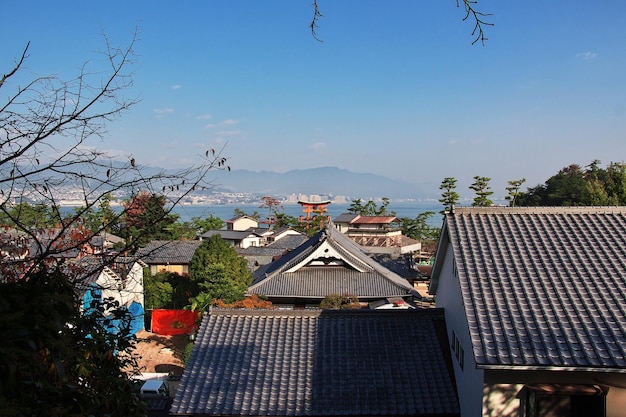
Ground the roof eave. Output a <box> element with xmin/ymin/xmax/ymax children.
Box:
<box><xmin>478</xmin><ymin>364</ymin><xmax>626</xmax><ymax>374</ymax></box>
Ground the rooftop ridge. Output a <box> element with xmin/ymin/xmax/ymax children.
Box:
<box><xmin>452</xmin><ymin>206</ymin><xmax>626</xmax><ymax>215</ymax></box>
<box><xmin>207</xmin><ymin>307</ymin><xmax>445</xmax><ymax>318</ymax></box>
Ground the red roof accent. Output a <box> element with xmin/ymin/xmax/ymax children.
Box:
<box><xmin>351</xmin><ymin>216</ymin><xmax>398</xmax><ymax>224</ymax></box>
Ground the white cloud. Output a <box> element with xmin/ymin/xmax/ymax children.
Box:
<box><xmin>153</xmin><ymin>108</ymin><xmax>174</xmax><ymax>118</ymax></box>
<box><xmin>215</xmin><ymin>130</ymin><xmax>240</xmax><ymax>137</ymax></box>
<box><xmin>219</xmin><ymin>119</ymin><xmax>239</xmax><ymax>126</ymax></box>
<box><xmin>309</xmin><ymin>141</ymin><xmax>327</xmax><ymax>150</ymax></box>
<box><xmin>576</xmin><ymin>51</ymin><xmax>597</xmax><ymax>61</ymax></box>
<box><xmin>197</xmin><ymin>114</ymin><xmax>213</xmax><ymax>120</ymax></box>
<box><xmin>171</xmin><ymin>85</ymin><xmax>182</xmax><ymax>90</ymax></box>
<box><xmin>203</xmin><ymin>123</ymin><xmax>216</xmax><ymax>129</ymax></box>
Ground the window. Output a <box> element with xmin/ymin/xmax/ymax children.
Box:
<box><xmin>518</xmin><ymin>384</ymin><xmax>607</xmax><ymax>417</ymax></box>
<box><xmin>451</xmin><ymin>330</ymin><xmax>464</xmax><ymax>370</ymax></box>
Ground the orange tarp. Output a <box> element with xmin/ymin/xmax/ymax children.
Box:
<box><xmin>151</xmin><ymin>309</ymin><xmax>200</xmax><ymax>335</ymax></box>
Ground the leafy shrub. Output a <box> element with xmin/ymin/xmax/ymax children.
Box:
<box><xmin>182</xmin><ymin>342</ymin><xmax>194</xmax><ymax>366</ymax></box>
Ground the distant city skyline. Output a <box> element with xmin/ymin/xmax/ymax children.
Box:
<box><xmin>2</xmin><ymin>1</ymin><xmax>625</xmax><ymax>197</ymax></box>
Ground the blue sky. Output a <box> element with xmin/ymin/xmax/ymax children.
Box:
<box><xmin>2</xmin><ymin>1</ymin><xmax>626</xmax><ymax>199</ymax></box>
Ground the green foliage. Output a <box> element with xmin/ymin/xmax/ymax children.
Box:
<box><xmin>143</xmin><ymin>271</ymin><xmax>199</xmax><ymax>310</ymax></box>
<box><xmin>470</xmin><ymin>176</ymin><xmax>494</xmax><ymax>207</ymax></box>
<box><xmin>347</xmin><ymin>197</ymin><xmax>394</xmax><ymax>216</ymax></box>
<box><xmin>401</xmin><ymin>211</ymin><xmax>440</xmax><ymax>241</ymax></box>
<box><xmin>167</xmin><ymin>215</ymin><xmax>226</xmax><ymax>240</ymax></box>
<box><xmin>143</xmin><ymin>270</ymin><xmax>174</xmax><ymax>310</ymax></box>
<box><xmin>517</xmin><ymin>161</ymin><xmax>626</xmax><ymax>207</ymax></box>
<box><xmin>505</xmin><ymin>178</ymin><xmax>526</xmax><ymax>207</ymax></box>
<box><xmin>191</xmin><ymin>264</ymin><xmax>245</xmax><ymax>309</ymax></box>
<box><xmin>0</xmin><ymin>202</ymin><xmax>61</xmax><ymax>229</ymax></box>
<box><xmin>182</xmin><ymin>342</ymin><xmax>194</xmax><ymax>366</ymax></box>
<box><xmin>121</xmin><ymin>192</ymin><xmax>179</xmax><ymax>249</ymax></box>
<box><xmin>71</xmin><ymin>193</ymin><xmax>122</xmax><ymax>234</ymax></box>
<box><xmin>274</xmin><ymin>212</ymin><xmax>302</xmax><ymax>230</ymax></box>
<box><xmin>439</xmin><ymin>177</ymin><xmax>460</xmax><ymax>213</ymax></box>
<box><xmin>0</xmin><ymin>268</ymin><xmax>145</xmax><ymax>417</ymax></box>
<box><xmin>319</xmin><ymin>293</ymin><xmax>361</xmax><ymax>309</ymax></box>
<box><xmin>233</xmin><ymin>208</ymin><xmax>260</xmax><ymax>220</ymax></box>
<box><xmin>189</xmin><ymin>235</ymin><xmax>252</xmax><ymax>311</ymax></box>
<box><xmin>191</xmin><ymin>215</ymin><xmax>225</xmax><ymax>233</ymax></box>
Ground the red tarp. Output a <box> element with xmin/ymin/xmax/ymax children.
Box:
<box><xmin>151</xmin><ymin>309</ymin><xmax>200</xmax><ymax>335</ymax></box>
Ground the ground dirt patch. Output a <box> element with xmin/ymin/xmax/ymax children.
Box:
<box><xmin>134</xmin><ymin>330</ymin><xmax>190</xmax><ymax>375</ymax></box>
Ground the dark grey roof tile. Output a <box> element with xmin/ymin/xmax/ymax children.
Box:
<box><xmin>135</xmin><ymin>240</ymin><xmax>201</xmax><ymax>264</ymax></box>
<box><xmin>171</xmin><ymin>309</ymin><xmax>459</xmax><ymax>416</ymax></box>
<box><xmin>437</xmin><ymin>207</ymin><xmax>626</xmax><ymax>371</ymax></box>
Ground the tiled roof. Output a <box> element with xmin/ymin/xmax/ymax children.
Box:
<box><xmin>352</xmin><ymin>215</ymin><xmax>399</xmax><ymax>224</ymax></box>
<box><xmin>268</xmin><ymin>234</ymin><xmax>308</xmax><ymax>250</ymax></box>
<box><xmin>333</xmin><ymin>214</ymin><xmax>400</xmax><ymax>225</ymax></box>
<box><xmin>433</xmin><ymin>206</ymin><xmax>626</xmax><ymax>371</ymax></box>
<box><xmin>372</xmin><ymin>253</ymin><xmax>425</xmax><ymax>281</ymax></box>
<box><xmin>170</xmin><ymin>308</ymin><xmax>459</xmax><ymax>417</ymax></box>
<box><xmin>251</xmin><ymin>267</ymin><xmax>416</xmax><ymax>299</ymax></box>
<box><xmin>201</xmin><ymin>230</ymin><xmax>258</xmax><ymax>240</ymax></box>
<box><xmin>249</xmin><ymin>225</ymin><xmax>417</xmax><ymax>300</ymax></box>
<box><xmin>135</xmin><ymin>240</ymin><xmax>202</xmax><ymax>264</ymax></box>
<box><xmin>333</xmin><ymin>213</ymin><xmax>359</xmax><ymax>223</ymax></box>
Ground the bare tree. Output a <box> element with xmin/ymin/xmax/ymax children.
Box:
<box><xmin>310</xmin><ymin>0</ymin><xmax>493</xmax><ymax>45</ymax></box>
<box><xmin>0</xmin><ymin>33</ymin><xmax>229</xmax><ymax>281</ymax></box>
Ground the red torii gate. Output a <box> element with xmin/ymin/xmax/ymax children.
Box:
<box><xmin>298</xmin><ymin>199</ymin><xmax>331</xmax><ymax>229</ymax></box>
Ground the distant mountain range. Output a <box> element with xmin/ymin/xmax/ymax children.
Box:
<box><xmin>16</xmin><ymin>161</ymin><xmax>433</xmax><ymax>200</ymax></box>
<box><xmin>207</xmin><ymin>166</ymin><xmax>430</xmax><ymax>199</ymax></box>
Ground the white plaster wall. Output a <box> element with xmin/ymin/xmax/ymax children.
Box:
<box><xmin>435</xmin><ymin>243</ymin><xmax>485</xmax><ymax>417</ymax></box>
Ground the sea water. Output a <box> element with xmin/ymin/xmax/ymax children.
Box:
<box><xmin>172</xmin><ymin>201</ymin><xmax>446</xmax><ymax>227</ymax></box>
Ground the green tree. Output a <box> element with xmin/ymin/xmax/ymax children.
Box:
<box><xmin>166</xmin><ymin>214</ymin><xmax>226</xmax><ymax>240</ymax></box>
<box><xmin>348</xmin><ymin>197</ymin><xmax>394</xmax><ymax>215</ymax></box>
<box><xmin>122</xmin><ymin>192</ymin><xmax>179</xmax><ymax>249</ymax></box>
<box><xmin>0</xmin><ymin>268</ymin><xmax>145</xmax><ymax>417</ymax></box>
<box><xmin>544</xmin><ymin>165</ymin><xmax>590</xmax><ymax>206</ymax></box>
<box><xmin>191</xmin><ymin>215</ymin><xmax>225</xmax><ymax>233</ymax></box>
<box><xmin>517</xmin><ymin>161</ymin><xmax>626</xmax><ymax>207</ymax></box>
<box><xmin>233</xmin><ymin>208</ymin><xmax>261</xmax><ymax>220</ymax></box>
<box><xmin>439</xmin><ymin>177</ymin><xmax>460</xmax><ymax>213</ymax></box>
<box><xmin>505</xmin><ymin>178</ymin><xmax>526</xmax><ymax>207</ymax></box>
<box><xmin>274</xmin><ymin>212</ymin><xmax>302</xmax><ymax>230</ymax></box>
<box><xmin>259</xmin><ymin>196</ymin><xmax>284</xmax><ymax>229</ymax></box>
<box><xmin>189</xmin><ymin>235</ymin><xmax>252</xmax><ymax>310</ymax></box>
<box><xmin>143</xmin><ymin>270</ymin><xmax>174</xmax><ymax>310</ymax></box>
<box><xmin>319</xmin><ymin>293</ymin><xmax>361</xmax><ymax>309</ymax></box>
<box><xmin>401</xmin><ymin>211</ymin><xmax>440</xmax><ymax>241</ymax></box>
<box><xmin>0</xmin><ymin>202</ymin><xmax>59</xmax><ymax>229</ymax></box>
<box><xmin>600</xmin><ymin>162</ymin><xmax>626</xmax><ymax>205</ymax></box>
<box><xmin>470</xmin><ymin>176</ymin><xmax>494</xmax><ymax>207</ymax></box>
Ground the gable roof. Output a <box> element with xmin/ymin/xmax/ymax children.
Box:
<box><xmin>200</xmin><ymin>229</ymin><xmax>259</xmax><ymax>241</ymax></box>
<box><xmin>170</xmin><ymin>308</ymin><xmax>459</xmax><ymax>417</ymax></box>
<box><xmin>135</xmin><ymin>240</ymin><xmax>202</xmax><ymax>265</ymax></box>
<box><xmin>267</xmin><ymin>233</ymin><xmax>308</xmax><ymax>250</ymax></box>
<box><xmin>431</xmin><ymin>206</ymin><xmax>626</xmax><ymax>371</ymax></box>
<box><xmin>249</xmin><ymin>224</ymin><xmax>418</xmax><ymax>300</ymax></box>
<box><xmin>333</xmin><ymin>213</ymin><xmax>400</xmax><ymax>225</ymax></box>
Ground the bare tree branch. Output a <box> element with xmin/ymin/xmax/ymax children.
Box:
<box><xmin>0</xmin><ymin>31</ymin><xmax>230</xmax><ymax>282</ymax></box>
<box><xmin>309</xmin><ymin>1</ymin><xmax>493</xmax><ymax>45</ymax></box>
<box><xmin>310</xmin><ymin>0</ymin><xmax>324</xmax><ymax>42</ymax></box>
<box><xmin>457</xmin><ymin>0</ymin><xmax>494</xmax><ymax>45</ymax></box>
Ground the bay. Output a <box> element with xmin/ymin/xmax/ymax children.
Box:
<box><xmin>171</xmin><ymin>201</ymin><xmax>445</xmax><ymax>227</ymax></box>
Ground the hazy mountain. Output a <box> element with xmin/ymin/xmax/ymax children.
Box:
<box><xmin>208</xmin><ymin>166</ymin><xmax>429</xmax><ymax>199</ymax></box>
<box><xmin>20</xmin><ymin>161</ymin><xmax>433</xmax><ymax>200</ymax></box>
